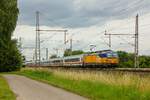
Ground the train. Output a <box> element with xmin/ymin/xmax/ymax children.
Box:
<box><xmin>27</xmin><ymin>50</ymin><xmax>119</xmax><ymax>68</ymax></box>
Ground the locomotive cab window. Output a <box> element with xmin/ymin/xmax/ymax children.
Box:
<box><xmin>99</xmin><ymin>53</ymin><xmax>107</xmax><ymax>58</ymax></box>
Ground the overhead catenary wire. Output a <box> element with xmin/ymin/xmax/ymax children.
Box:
<box><xmin>104</xmin><ymin>0</ymin><xmax>149</xmax><ymax>33</ymax></box>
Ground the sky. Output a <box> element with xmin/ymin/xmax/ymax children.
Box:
<box><xmin>13</xmin><ymin>0</ymin><xmax>150</xmax><ymax>61</ymax></box>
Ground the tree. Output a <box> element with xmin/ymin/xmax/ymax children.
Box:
<box><xmin>64</xmin><ymin>49</ymin><xmax>84</xmax><ymax>57</ymax></box>
<box><xmin>117</xmin><ymin>51</ymin><xmax>135</xmax><ymax>68</ymax></box>
<box><xmin>0</xmin><ymin>0</ymin><xmax>22</xmax><ymax>72</ymax></box>
<box><xmin>117</xmin><ymin>51</ymin><xmax>150</xmax><ymax>68</ymax></box>
<box><xmin>139</xmin><ymin>56</ymin><xmax>150</xmax><ymax>68</ymax></box>
<box><xmin>50</xmin><ymin>55</ymin><xmax>58</xmax><ymax>59</ymax></box>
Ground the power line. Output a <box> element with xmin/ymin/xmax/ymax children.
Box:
<box><xmin>104</xmin><ymin>0</ymin><xmax>149</xmax><ymax>33</ymax></box>
<box><xmin>40</xmin><ymin>33</ymin><xmax>56</xmax><ymax>43</ymax></box>
<box><xmin>104</xmin><ymin>14</ymin><xmax>139</xmax><ymax>68</ymax></box>
<box><xmin>116</xmin><ymin>36</ymin><xmax>134</xmax><ymax>47</ymax></box>
<box><xmin>35</xmin><ymin>11</ymin><xmax>68</xmax><ymax>66</ymax></box>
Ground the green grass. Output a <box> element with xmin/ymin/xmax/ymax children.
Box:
<box><xmin>0</xmin><ymin>75</ymin><xmax>16</xmax><ymax>100</ymax></box>
<box><xmin>16</xmin><ymin>69</ymin><xmax>150</xmax><ymax>100</ymax></box>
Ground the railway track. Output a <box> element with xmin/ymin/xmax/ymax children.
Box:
<box><xmin>29</xmin><ymin>65</ymin><xmax>150</xmax><ymax>74</ymax></box>
<box><xmin>53</xmin><ymin>67</ymin><xmax>150</xmax><ymax>76</ymax></box>
<box><xmin>114</xmin><ymin>68</ymin><xmax>150</xmax><ymax>72</ymax></box>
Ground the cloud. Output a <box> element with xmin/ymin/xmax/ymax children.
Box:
<box><xmin>14</xmin><ymin>0</ymin><xmax>150</xmax><ymax>60</ymax></box>
<box><xmin>18</xmin><ymin>0</ymin><xmax>150</xmax><ymax>28</ymax></box>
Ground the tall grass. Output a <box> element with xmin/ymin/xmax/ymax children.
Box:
<box><xmin>52</xmin><ymin>69</ymin><xmax>150</xmax><ymax>92</ymax></box>
<box><xmin>19</xmin><ymin>68</ymin><xmax>150</xmax><ymax>100</ymax></box>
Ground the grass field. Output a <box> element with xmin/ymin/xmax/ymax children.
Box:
<box><xmin>18</xmin><ymin>68</ymin><xmax>150</xmax><ymax>100</ymax></box>
<box><xmin>0</xmin><ymin>75</ymin><xmax>16</xmax><ymax>100</ymax></box>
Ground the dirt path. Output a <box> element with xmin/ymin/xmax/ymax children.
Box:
<box><xmin>3</xmin><ymin>75</ymin><xmax>88</xmax><ymax>100</ymax></box>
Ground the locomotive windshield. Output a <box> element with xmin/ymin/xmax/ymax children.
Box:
<box><xmin>112</xmin><ymin>52</ymin><xmax>118</xmax><ymax>57</ymax></box>
<box><xmin>99</xmin><ymin>51</ymin><xmax>118</xmax><ymax>58</ymax></box>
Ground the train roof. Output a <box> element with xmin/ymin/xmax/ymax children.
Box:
<box><xmin>49</xmin><ymin>54</ymin><xmax>84</xmax><ymax>61</ymax></box>
<box><xmin>63</xmin><ymin>54</ymin><xmax>84</xmax><ymax>59</ymax></box>
<box><xmin>49</xmin><ymin>57</ymin><xmax>63</xmax><ymax>61</ymax></box>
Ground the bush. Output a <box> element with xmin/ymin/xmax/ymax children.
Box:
<box><xmin>117</xmin><ymin>51</ymin><xmax>150</xmax><ymax>68</ymax></box>
<box><xmin>0</xmin><ymin>40</ymin><xmax>22</xmax><ymax>72</ymax></box>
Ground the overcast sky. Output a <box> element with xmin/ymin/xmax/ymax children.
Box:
<box><xmin>13</xmin><ymin>0</ymin><xmax>150</xmax><ymax>61</ymax></box>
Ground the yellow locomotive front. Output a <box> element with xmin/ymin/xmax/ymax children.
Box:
<box><xmin>83</xmin><ymin>50</ymin><xmax>119</xmax><ymax>67</ymax></box>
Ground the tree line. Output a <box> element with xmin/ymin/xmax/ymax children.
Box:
<box><xmin>117</xmin><ymin>51</ymin><xmax>150</xmax><ymax>68</ymax></box>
